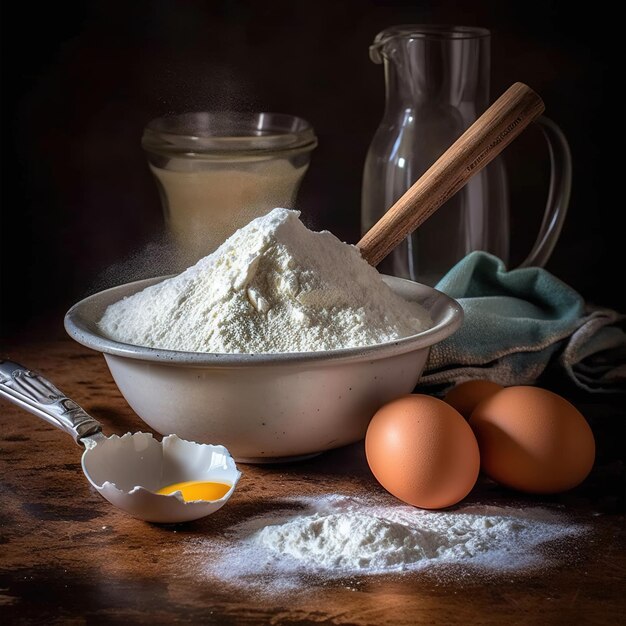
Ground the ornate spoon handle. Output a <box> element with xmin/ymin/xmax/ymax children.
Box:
<box><xmin>0</xmin><ymin>359</ymin><xmax>102</xmax><ymax>443</ymax></box>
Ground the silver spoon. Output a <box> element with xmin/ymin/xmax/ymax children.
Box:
<box><xmin>0</xmin><ymin>360</ymin><xmax>241</xmax><ymax>523</ymax></box>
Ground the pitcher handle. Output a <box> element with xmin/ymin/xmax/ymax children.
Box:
<box><xmin>518</xmin><ymin>116</ymin><xmax>572</xmax><ymax>268</ymax></box>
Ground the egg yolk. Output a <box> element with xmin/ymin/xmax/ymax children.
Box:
<box><xmin>156</xmin><ymin>481</ymin><xmax>231</xmax><ymax>502</ymax></box>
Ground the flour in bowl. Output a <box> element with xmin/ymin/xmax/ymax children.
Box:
<box><xmin>98</xmin><ymin>208</ymin><xmax>431</xmax><ymax>353</ymax></box>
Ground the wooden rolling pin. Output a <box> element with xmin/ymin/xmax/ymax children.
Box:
<box><xmin>357</xmin><ymin>82</ymin><xmax>545</xmax><ymax>267</ymax></box>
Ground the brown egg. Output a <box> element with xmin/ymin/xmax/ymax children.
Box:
<box><xmin>470</xmin><ymin>386</ymin><xmax>595</xmax><ymax>494</ymax></box>
<box><xmin>365</xmin><ymin>394</ymin><xmax>480</xmax><ymax>509</ymax></box>
<box><xmin>443</xmin><ymin>380</ymin><xmax>504</xmax><ymax>420</ymax></box>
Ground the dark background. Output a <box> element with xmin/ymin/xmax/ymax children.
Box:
<box><xmin>1</xmin><ymin>0</ymin><xmax>621</xmax><ymax>343</ymax></box>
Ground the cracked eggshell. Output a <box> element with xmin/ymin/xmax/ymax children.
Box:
<box><xmin>81</xmin><ymin>433</ymin><xmax>241</xmax><ymax>523</ymax></box>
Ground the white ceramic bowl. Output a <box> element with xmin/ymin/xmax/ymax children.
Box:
<box><xmin>65</xmin><ymin>276</ymin><xmax>462</xmax><ymax>463</ymax></box>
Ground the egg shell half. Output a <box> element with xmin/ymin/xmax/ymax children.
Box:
<box><xmin>365</xmin><ymin>394</ymin><xmax>480</xmax><ymax>509</ymax></box>
<box><xmin>470</xmin><ymin>386</ymin><xmax>595</xmax><ymax>494</ymax></box>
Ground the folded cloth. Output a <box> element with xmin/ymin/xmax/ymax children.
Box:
<box><xmin>419</xmin><ymin>252</ymin><xmax>626</xmax><ymax>393</ymax></box>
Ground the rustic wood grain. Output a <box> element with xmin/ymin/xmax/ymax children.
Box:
<box><xmin>0</xmin><ymin>340</ymin><xmax>624</xmax><ymax>625</ymax></box>
<box><xmin>357</xmin><ymin>82</ymin><xmax>545</xmax><ymax>267</ymax></box>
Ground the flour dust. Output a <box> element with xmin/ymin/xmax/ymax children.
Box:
<box><xmin>185</xmin><ymin>495</ymin><xmax>587</xmax><ymax>592</ymax></box>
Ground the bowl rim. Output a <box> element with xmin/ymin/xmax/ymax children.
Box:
<box><xmin>64</xmin><ymin>275</ymin><xmax>463</xmax><ymax>367</ymax></box>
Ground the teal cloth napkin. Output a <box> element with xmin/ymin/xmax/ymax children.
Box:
<box><xmin>420</xmin><ymin>252</ymin><xmax>626</xmax><ymax>393</ymax></box>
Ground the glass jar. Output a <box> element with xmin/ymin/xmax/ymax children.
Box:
<box><xmin>143</xmin><ymin>112</ymin><xmax>317</xmax><ymax>264</ymax></box>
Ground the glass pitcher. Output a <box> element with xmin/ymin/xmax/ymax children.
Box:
<box><xmin>361</xmin><ymin>25</ymin><xmax>571</xmax><ymax>285</ymax></box>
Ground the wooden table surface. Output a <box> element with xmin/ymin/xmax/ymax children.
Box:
<box><xmin>1</xmin><ymin>340</ymin><xmax>624</xmax><ymax>625</ymax></box>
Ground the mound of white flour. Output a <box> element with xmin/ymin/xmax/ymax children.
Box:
<box><xmin>99</xmin><ymin>208</ymin><xmax>431</xmax><ymax>353</ymax></box>
<box><xmin>193</xmin><ymin>495</ymin><xmax>585</xmax><ymax>590</ymax></box>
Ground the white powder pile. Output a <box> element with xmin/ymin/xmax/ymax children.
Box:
<box><xmin>98</xmin><ymin>208</ymin><xmax>431</xmax><ymax>353</ymax></box>
<box><xmin>194</xmin><ymin>495</ymin><xmax>585</xmax><ymax>590</ymax></box>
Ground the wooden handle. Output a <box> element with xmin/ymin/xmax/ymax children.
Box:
<box><xmin>357</xmin><ymin>82</ymin><xmax>545</xmax><ymax>267</ymax></box>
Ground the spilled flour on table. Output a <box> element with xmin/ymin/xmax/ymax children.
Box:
<box><xmin>187</xmin><ymin>495</ymin><xmax>586</xmax><ymax>591</ymax></box>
